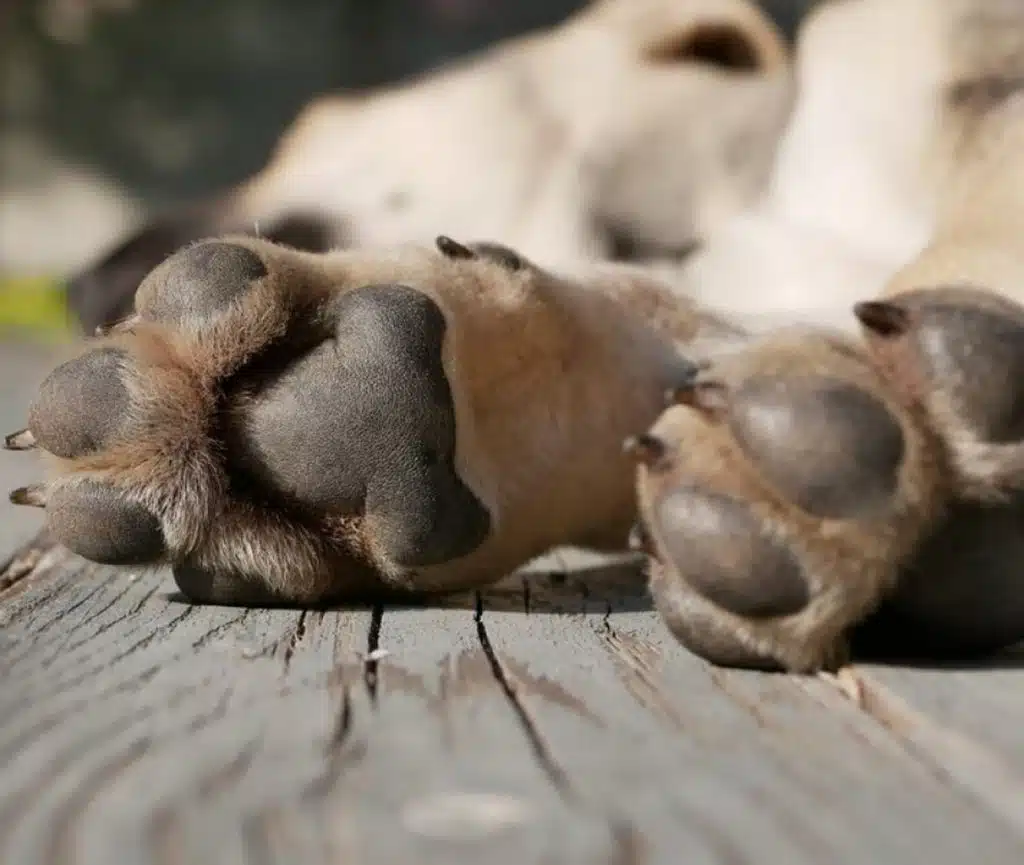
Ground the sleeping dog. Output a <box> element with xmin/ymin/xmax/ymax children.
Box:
<box><xmin>10</xmin><ymin>0</ymin><xmax>1024</xmax><ymax>672</ymax></box>
<box><xmin>65</xmin><ymin>0</ymin><xmax>795</xmax><ymax>335</ymax></box>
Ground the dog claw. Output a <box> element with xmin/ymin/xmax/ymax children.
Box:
<box><xmin>9</xmin><ymin>485</ymin><xmax>47</xmax><ymax>508</ymax></box>
<box><xmin>628</xmin><ymin>521</ymin><xmax>654</xmax><ymax>554</ymax></box>
<box><xmin>95</xmin><ymin>314</ymin><xmax>141</xmax><ymax>336</ymax></box>
<box><xmin>436</xmin><ymin>235</ymin><xmax>476</xmax><ymax>261</ymax></box>
<box><xmin>623</xmin><ymin>433</ymin><xmax>667</xmax><ymax>466</ymax></box>
<box><xmin>854</xmin><ymin>300</ymin><xmax>911</xmax><ymax>338</ymax></box>
<box><xmin>3</xmin><ymin>429</ymin><xmax>36</xmax><ymax>451</ymax></box>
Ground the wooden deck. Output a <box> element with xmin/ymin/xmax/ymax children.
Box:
<box><xmin>2</xmin><ymin>338</ymin><xmax>1023</xmax><ymax>865</ymax></box>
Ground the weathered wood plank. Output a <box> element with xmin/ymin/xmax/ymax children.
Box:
<box><xmin>833</xmin><ymin>658</ymin><xmax>1024</xmax><ymax>834</ymax></box>
<box><xmin>4</xmin><ymin>537</ymin><xmax>1024</xmax><ymax>864</ymax></box>
<box><xmin>852</xmin><ymin>656</ymin><xmax>1024</xmax><ymax>772</ymax></box>
<box><xmin>470</xmin><ymin>553</ymin><xmax>1024</xmax><ymax>865</ymax></box>
<box><xmin>0</xmin><ymin>543</ymin><xmax>618</xmax><ymax>865</ymax></box>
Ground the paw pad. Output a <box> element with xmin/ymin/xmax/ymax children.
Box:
<box><xmin>655</xmin><ymin>487</ymin><xmax>809</xmax><ymax>618</ymax></box>
<box><xmin>136</xmin><ymin>241</ymin><xmax>268</xmax><ymax>326</ymax></box>
<box><xmin>630</xmin><ymin>329</ymin><xmax>945</xmax><ymax>672</ymax></box>
<box><xmin>7</xmin><ymin>237</ymin><xmax>496</xmax><ymax>604</ymax></box>
<box><xmin>47</xmin><ymin>481</ymin><xmax>165</xmax><ymax>566</ymax></box>
<box><xmin>727</xmin><ymin>375</ymin><xmax>905</xmax><ymax>519</ymax></box>
<box><xmin>28</xmin><ymin>347</ymin><xmax>131</xmax><ymax>459</ymax></box>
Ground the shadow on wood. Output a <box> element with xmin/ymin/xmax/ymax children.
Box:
<box><xmin>5</xmin><ymin>528</ymin><xmax>1024</xmax><ymax>671</ymax></box>
<box><xmin>1</xmin><ymin>530</ymin><xmax>652</xmax><ymax>617</ymax></box>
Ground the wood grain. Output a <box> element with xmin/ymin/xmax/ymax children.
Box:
<box><xmin>474</xmin><ymin>561</ymin><xmax>1024</xmax><ymax>865</ymax></box>
<box><xmin>2</xmin><ymin>540</ymin><xmax>1023</xmax><ymax>864</ymax></box>
<box><xmin>0</xmin><ymin>544</ymin><xmax>631</xmax><ymax>864</ymax></box>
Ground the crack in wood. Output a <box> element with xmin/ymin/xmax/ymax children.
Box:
<box><xmin>2</xmin><ymin>578</ymin><xmax>111</xmax><ymax>671</ymax></box>
<box><xmin>280</xmin><ymin>610</ymin><xmax>308</xmax><ymax>669</ymax></box>
<box><xmin>3</xmin><ymin>600</ymin><xmax>200</xmax><ymax>704</ymax></box>
<box><xmin>474</xmin><ymin>591</ymin><xmax>574</xmax><ymax>798</ymax></box>
<box><xmin>0</xmin><ymin>549</ymin><xmax>42</xmax><ymax>593</ymax></box>
<box><xmin>190</xmin><ymin>609</ymin><xmax>251</xmax><ymax>650</ymax></box>
<box><xmin>598</xmin><ymin>620</ymin><xmax>688</xmax><ymax>731</ymax></box>
<box><xmin>45</xmin><ymin>579</ymin><xmax>162</xmax><ymax>665</ymax></box>
<box><xmin>475</xmin><ymin>593</ymin><xmax>650</xmax><ymax>862</ymax></box>
<box><xmin>0</xmin><ymin>560</ymin><xmax>103</xmax><ymax>639</ymax></box>
<box><xmin>107</xmin><ymin>605</ymin><xmax>199</xmax><ymax>667</ymax></box>
<box><xmin>299</xmin><ymin>682</ymin><xmax>365</xmax><ymax>805</ymax></box>
<box><xmin>364</xmin><ymin>604</ymin><xmax>383</xmax><ymax>704</ymax></box>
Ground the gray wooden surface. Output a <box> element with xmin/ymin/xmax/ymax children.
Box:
<box><xmin>2</xmin><ymin>339</ymin><xmax>1024</xmax><ymax>865</ymax></box>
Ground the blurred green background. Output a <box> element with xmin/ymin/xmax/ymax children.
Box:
<box><xmin>0</xmin><ymin>0</ymin><xmax>815</xmax><ymax>339</ymax></box>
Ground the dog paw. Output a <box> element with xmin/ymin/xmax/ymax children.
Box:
<box><xmin>628</xmin><ymin>328</ymin><xmax>949</xmax><ymax>673</ymax></box>
<box><xmin>7</xmin><ymin>236</ymin><xmax>506</xmax><ymax>604</ymax></box>
<box><xmin>9</xmin><ymin>234</ymin><xmax>689</xmax><ymax>606</ymax></box>
<box><xmin>855</xmin><ymin>285</ymin><xmax>1024</xmax><ymax>503</ymax></box>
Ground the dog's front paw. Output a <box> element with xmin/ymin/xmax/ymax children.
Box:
<box><xmin>9</xmin><ymin>234</ymin><xmax>694</xmax><ymax>606</ymax></box>
<box><xmin>629</xmin><ymin>328</ymin><xmax>948</xmax><ymax>673</ymax></box>
<box><xmin>6</xmin><ymin>237</ymin><xmax>498</xmax><ymax>604</ymax></box>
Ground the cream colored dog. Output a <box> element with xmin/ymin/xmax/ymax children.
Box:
<box><xmin>10</xmin><ymin>0</ymin><xmax>1024</xmax><ymax>673</ymax></box>
<box><xmin>65</xmin><ymin>0</ymin><xmax>794</xmax><ymax>335</ymax></box>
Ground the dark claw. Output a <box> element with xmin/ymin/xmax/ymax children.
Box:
<box><xmin>628</xmin><ymin>521</ymin><xmax>655</xmax><ymax>555</ymax></box>
<box><xmin>435</xmin><ymin>235</ymin><xmax>476</xmax><ymax>261</ymax></box>
<box><xmin>3</xmin><ymin>428</ymin><xmax>36</xmax><ymax>451</ymax></box>
<box><xmin>95</xmin><ymin>314</ymin><xmax>141</xmax><ymax>337</ymax></box>
<box><xmin>469</xmin><ymin>242</ymin><xmax>525</xmax><ymax>272</ymax></box>
<box><xmin>624</xmin><ymin>433</ymin><xmax>668</xmax><ymax>466</ymax></box>
<box><xmin>854</xmin><ymin>300</ymin><xmax>912</xmax><ymax>338</ymax></box>
<box><xmin>10</xmin><ymin>485</ymin><xmax>47</xmax><ymax>507</ymax></box>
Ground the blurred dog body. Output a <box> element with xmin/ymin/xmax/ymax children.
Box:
<box><xmin>67</xmin><ymin>0</ymin><xmax>795</xmax><ymax>333</ymax></box>
<box><xmin>673</xmin><ymin>0</ymin><xmax>1024</xmax><ymax>333</ymax></box>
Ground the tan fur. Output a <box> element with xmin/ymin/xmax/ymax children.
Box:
<box><xmin>13</xmin><ymin>234</ymin><xmax>736</xmax><ymax>602</ymax></box>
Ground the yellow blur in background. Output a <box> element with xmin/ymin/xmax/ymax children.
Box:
<box><xmin>0</xmin><ymin>276</ymin><xmax>76</xmax><ymax>341</ymax></box>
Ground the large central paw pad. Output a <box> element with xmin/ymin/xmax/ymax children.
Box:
<box><xmin>6</xmin><ymin>236</ymin><xmax>492</xmax><ymax>604</ymax></box>
<box><xmin>628</xmin><ymin>329</ymin><xmax>947</xmax><ymax>672</ymax></box>
<box><xmin>222</xmin><ymin>283</ymin><xmax>490</xmax><ymax>567</ymax></box>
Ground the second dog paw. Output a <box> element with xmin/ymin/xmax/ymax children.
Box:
<box><xmin>629</xmin><ymin>328</ymin><xmax>949</xmax><ymax>672</ymax></box>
